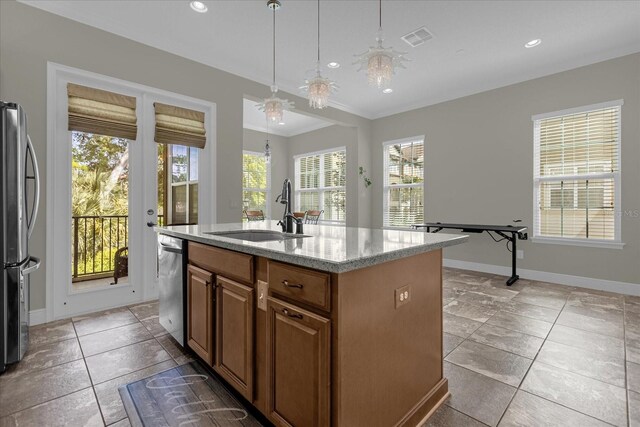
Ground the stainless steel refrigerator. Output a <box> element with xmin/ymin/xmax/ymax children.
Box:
<box><xmin>1</xmin><ymin>101</ymin><xmax>40</xmax><ymax>373</ymax></box>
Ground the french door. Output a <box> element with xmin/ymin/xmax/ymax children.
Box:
<box><xmin>47</xmin><ymin>64</ymin><xmax>215</xmax><ymax>321</ymax></box>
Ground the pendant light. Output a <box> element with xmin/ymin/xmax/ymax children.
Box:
<box><xmin>354</xmin><ymin>0</ymin><xmax>408</xmax><ymax>90</ymax></box>
<box><xmin>258</xmin><ymin>0</ymin><xmax>293</xmax><ymax>124</ymax></box>
<box><xmin>300</xmin><ymin>0</ymin><xmax>337</xmax><ymax>109</ymax></box>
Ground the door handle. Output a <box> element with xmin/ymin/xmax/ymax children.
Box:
<box><xmin>22</xmin><ymin>256</ymin><xmax>41</xmax><ymax>276</ymax></box>
<box><xmin>282</xmin><ymin>308</ymin><xmax>303</xmax><ymax>319</ymax></box>
<box><xmin>282</xmin><ymin>280</ymin><xmax>303</xmax><ymax>289</ymax></box>
<box><xmin>26</xmin><ymin>136</ymin><xmax>40</xmax><ymax>239</ymax></box>
<box><xmin>147</xmin><ymin>221</ymin><xmax>157</xmax><ymax>228</ymax></box>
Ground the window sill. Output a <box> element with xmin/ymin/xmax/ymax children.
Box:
<box><xmin>531</xmin><ymin>237</ymin><xmax>625</xmax><ymax>250</ymax></box>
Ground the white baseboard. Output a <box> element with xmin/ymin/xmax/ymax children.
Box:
<box><xmin>29</xmin><ymin>309</ymin><xmax>47</xmax><ymax>326</ymax></box>
<box><xmin>443</xmin><ymin>258</ymin><xmax>640</xmax><ymax>297</ymax></box>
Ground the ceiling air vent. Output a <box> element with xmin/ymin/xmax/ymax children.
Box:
<box><xmin>401</xmin><ymin>27</ymin><xmax>433</xmax><ymax>48</ymax></box>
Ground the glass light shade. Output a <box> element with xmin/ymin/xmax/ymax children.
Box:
<box><xmin>354</xmin><ymin>29</ymin><xmax>408</xmax><ymax>89</ymax></box>
<box><xmin>258</xmin><ymin>90</ymin><xmax>293</xmax><ymax>124</ymax></box>
<box><xmin>264</xmin><ymin>141</ymin><xmax>271</xmax><ymax>163</ymax></box>
<box><xmin>303</xmin><ymin>71</ymin><xmax>337</xmax><ymax>109</ymax></box>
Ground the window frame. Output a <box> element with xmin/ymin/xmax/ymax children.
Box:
<box><xmin>532</xmin><ymin>100</ymin><xmax>624</xmax><ymax>249</ymax></box>
<box><xmin>382</xmin><ymin>136</ymin><xmax>426</xmax><ymax>230</ymax></box>
<box><xmin>294</xmin><ymin>146</ymin><xmax>347</xmax><ymax>225</ymax></box>
<box><xmin>242</xmin><ymin>150</ymin><xmax>271</xmax><ymax>219</ymax></box>
<box><xmin>167</xmin><ymin>145</ymin><xmax>199</xmax><ymax>225</ymax></box>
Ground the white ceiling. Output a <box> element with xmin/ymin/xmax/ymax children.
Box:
<box><xmin>21</xmin><ymin>0</ymin><xmax>640</xmax><ymax>119</ymax></box>
<box><xmin>242</xmin><ymin>98</ymin><xmax>332</xmax><ymax>137</ymax></box>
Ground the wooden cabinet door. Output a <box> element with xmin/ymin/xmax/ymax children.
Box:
<box><xmin>215</xmin><ymin>276</ymin><xmax>254</xmax><ymax>401</ymax></box>
<box><xmin>187</xmin><ymin>264</ymin><xmax>214</xmax><ymax>366</ymax></box>
<box><xmin>266</xmin><ymin>297</ymin><xmax>330</xmax><ymax>427</ymax></box>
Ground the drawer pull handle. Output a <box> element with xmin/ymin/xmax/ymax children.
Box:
<box><xmin>282</xmin><ymin>280</ymin><xmax>303</xmax><ymax>289</ymax></box>
<box><xmin>282</xmin><ymin>308</ymin><xmax>303</xmax><ymax>319</ymax></box>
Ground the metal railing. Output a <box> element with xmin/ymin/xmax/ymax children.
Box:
<box><xmin>71</xmin><ymin>214</ymin><xmax>164</xmax><ymax>282</ymax></box>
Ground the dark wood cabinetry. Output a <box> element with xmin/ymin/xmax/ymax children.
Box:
<box><xmin>186</xmin><ymin>264</ymin><xmax>214</xmax><ymax>366</ymax></box>
<box><xmin>266</xmin><ymin>297</ymin><xmax>330</xmax><ymax>427</ymax></box>
<box><xmin>215</xmin><ymin>276</ymin><xmax>254</xmax><ymax>401</ymax></box>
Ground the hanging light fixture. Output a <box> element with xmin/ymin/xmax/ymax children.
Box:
<box><xmin>258</xmin><ymin>0</ymin><xmax>293</xmax><ymax>124</ymax></box>
<box><xmin>264</xmin><ymin>139</ymin><xmax>271</xmax><ymax>163</ymax></box>
<box><xmin>300</xmin><ymin>0</ymin><xmax>337</xmax><ymax>109</ymax></box>
<box><xmin>353</xmin><ymin>0</ymin><xmax>408</xmax><ymax>89</ymax></box>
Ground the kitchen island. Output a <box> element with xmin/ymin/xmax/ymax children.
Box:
<box><xmin>157</xmin><ymin>222</ymin><xmax>467</xmax><ymax>427</ymax></box>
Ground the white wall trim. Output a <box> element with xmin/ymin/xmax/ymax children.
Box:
<box><xmin>29</xmin><ymin>309</ymin><xmax>47</xmax><ymax>326</ymax></box>
<box><xmin>443</xmin><ymin>258</ymin><xmax>640</xmax><ymax>296</ymax></box>
<box><xmin>531</xmin><ymin>99</ymin><xmax>624</xmax><ymax>121</ymax></box>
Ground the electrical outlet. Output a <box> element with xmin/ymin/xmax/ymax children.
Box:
<box><xmin>257</xmin><ymin>280</ymin><xmax>268</xmax><ymax>311</ymax></box>
<box><xmin>517</xmin><ymin>250</ymin><xmax>524</xmax><ymax>259</ymax></box>
<box><xmin>395</xmin><ymin>285</ymin><xmax>411</xmax><ymax>309</ymax></box>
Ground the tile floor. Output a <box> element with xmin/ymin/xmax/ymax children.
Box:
<box><xmin>428</xmin><ymin>268</ymin><xmax>639</xmax><ymax>427</ymax></box>
<box><xmin>0</xmin><ymin>269</ymin><xmax>638</xmax><ymax>426</ymax></box>
<box><xmin>0</xmin><ymin>301</ymin><xmax>193</xmax><ymax>426</ymax></box>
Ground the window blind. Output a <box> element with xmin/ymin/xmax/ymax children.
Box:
<box><xmin>534</xmin><ymin>104</ymin><xmax>620</xmax><ymax>241</ymax></box>
<box><xmin>383</xmin><ymin>139</ymin><xmax>424</xmax><ymax>227</ymax></box>
<box><xmin>295</xmin><ymin>149</ymin><xmax>346</xmax><ymax>223</ymax></box>
<box><xmin>154</xmin><ymin>102</ymin><xmax>206</xmax><ymax>148</ymax></box>
<box><xmin>67</xmin><ymin>83</ymin><xmax>137</xmax><ymax>140</ymax></box>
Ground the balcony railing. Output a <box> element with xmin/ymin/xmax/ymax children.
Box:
<box><xmin>71</xmin><ymin>214</ymin><xmax>164</xmax><ymax>282</ymax></box>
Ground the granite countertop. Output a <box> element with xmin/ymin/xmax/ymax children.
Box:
<box><xmin>156</xmin><ymin>221</ymin><xmax>468</xmax><ymax>273</ymax></box>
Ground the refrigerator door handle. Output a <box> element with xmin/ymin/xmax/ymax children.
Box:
<box><xmin>22</xmin><ymin>256</ymin><xmax>41</xmax><ymax>276</ymax></box>
<box><xmin>26</xmin><ymin>135</ymin><xmax>40</xmax><ymax>239</ymax></box>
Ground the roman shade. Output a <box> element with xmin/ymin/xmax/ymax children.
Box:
<box><xmin>67</xmin><ymin>83</ymin><xmax>137</xmax><ymax>140</ymax></box>
<box><xmin>533</xmin><ymin>101</ymin><xmax>621</xmax><ymax>241</ymax></box>
<box><xmin>154</xmin><ymin>102</ymin><xmax>206</xmax><ymax>148</ymax></box>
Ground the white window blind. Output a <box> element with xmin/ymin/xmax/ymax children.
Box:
<box><xmin>383</xmin><ymin>137</ymin><xmax>424</xmax><ymax>228</ymax></box>
<box><xmin>242</xmin><ymin>151</ymin><xmax>271</xmax><ymax>219</ymax></box>
<box><xmin>533</xmin><ymin>101</ymin><xmax>622</xmax><ymax>243</ymax></box>
<box><xmin>295</xmin><ymin>148</ymin><xmax>346</xmax><ymax>223</ymax></box>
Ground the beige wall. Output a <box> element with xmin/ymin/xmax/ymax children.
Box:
<box><xmin>242</xmin><ymin>129</ymin><xmax>288</xmax><ymax>220</ymax></box>
<box><xmin>0</xmin><ymin>1</ymin><xmax>372</xmax><ymax>310</ymax></box>
<box><xmin>372</xmin><ymin>53</ymin><xmax>640</xmax><ymax>286</ymax></box>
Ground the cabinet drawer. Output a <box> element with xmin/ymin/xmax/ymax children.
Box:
<box><xmin>268</xmin><ymin>261</ymin><xmax>330</xmax><ymax>311</ymax></box>
<box><xmin>188</xmin><ymin>242</ymin><xmax>254</xmax><ymax>284</ymax></box>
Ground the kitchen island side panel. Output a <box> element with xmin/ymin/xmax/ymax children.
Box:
<box><xmin>334</xmin><ymin>249</ymin><xmax>445</xmax><ymax>427</ymax></box>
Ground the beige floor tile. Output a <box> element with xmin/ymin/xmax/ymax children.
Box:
<box><xmin>443</xmin><ymin>333</ymin><xmax>464</xmax><ymax>357</ymax></box>
<box><xmin>511</xmin><ymin>287</ymin><xmax>568</xmax><ymax>310</ymax></box>
<box><xmin>630</xmin><ymin>390</ymin><xmax>640</xmax><ymax>427</ymax></box>
<box><xmin>499</xmin><ymin>300</ymin><xmax>560</xmax><ymax>323</ymax></box>
<box><xmin>85</xmin><ymin>339</ymin><xmax>171</xmax><ymax>384</ymax></box>
<box><xmin>423</xmin><ymin>404</ymin><xmax>486</xmax><ymax>426</ymax></box>
<box><xmin>443</xmin><ymin>313</ymin><xmax>483</xmax><ymax>339</ymax></box>
<box><xmin>156</xmin><ymin>334</ymin><xmax>194</xmax><ymax>362</ymax></box>
<box><xmin>109</xmin><ymin>418</ymin><xmax>132</xmax><ymax>427</ymax></box>
<box><xmin>536</xmin><ymin>341</ymin><xmax>625</xmax><ymax>387</ymax></box>
<box><xmin>628</xmin><ymin>361</ymin><xmax>640</xmax><ymax>393</ymax></box>
<box><xmin>627</xmin><ymin>328</ymin><xmax>640</xmax><ymax>364</ymax></box>
<box><xmin>73</xmin><ymin>307</ymin><xmax>138</xmax><ymax>336</ymax></box>
<box><xmin>486</xmin><ymin>311</ymin><xmax>552</xmax><ymax>339</ymax></box>
<box><xmin>128</xmin><ymin>301</ymin><xmax>159</xmax><ymax>321</ymax></box>
<box><xmin>1</xmin><ymin>338</ymin><xmax>83</xmax><ymax>379</ymax></box>
<box><xmin>547</xmin><ymin>324</ymin><xmax>625</xmax><ymax>359</ymax></box>
<box><xmin>521</xmin><ymin>362</ymin><xmax>627</xmax><ymax>426</ymax></box>
<box><xmin>498</xmin><ymin>390</ymin><xmax>609</xmax><ymax>427</ymax></box>
<box><xmin>94</xmin><ymin>359</ymin><xmax>176</xmax><ymax>425</ymax></box>
<box><xmin>469</xmin><ymin>323</ymin><xmax>543</xmax><ymax>359</ymax></box>
<box><xmin>0</xmin><ymin>387</ymin><xmax>102</xmax><ymax>427</ymax></box>
<box><xmin>140</xmin><ymin>316</ymin><xmax>168</xmax><ymax>337</ymax></box>
<box><xmin>566</xmin><ymin>291</ymin><xmax>624</xmax><ymax>311</ymax></box>
<box><xmin>28</xmin><ymin>319</ymin><xmax>76</xmax><ymax>347</ymax></box>
<box><xmin>444</xmin><ymin>361</ymin><xmax>516</xmax><ymax>427</ymax></box>
<box><xmin>446</xmin><ymin>341</ymin><xmax>532</xmax><ymax>387</ymax></box>
<box><xmin>0</xmin><ymin>359</ymin><xmax>91</xmax><ymax>417</ymax></box>
<box><xmin>444</xmin><ymin>300</ymin><xmax>497</xmax><ymax>323</ymax></box>
<box><xmin>79</xmin><ymin>322</ymin><xmax>153</xmax><ymax>356</ymax></box>
<box><xmin>556</xmin><ymin>305</ymin><xmax>624</xmax><ymax>338</ymax></box>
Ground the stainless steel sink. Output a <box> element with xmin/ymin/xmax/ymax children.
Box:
<box><xmin>204</xmin><ymin>230</ymin><xmax>311</xmax><ymax>242</ymax></box>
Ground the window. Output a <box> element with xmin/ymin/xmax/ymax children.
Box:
<box><xmin>533</xmin><ymin>100</ymin><xmax>622</xmax><ymax>247</ymax></box>
<box><xmin>383</xmin><ymin>137</ymin><xmax>425</xmax><ymax>228</ymax></box>
<box><xmin>242</xmin><ymin>151</ymin><xmax>271</xmax><ymax>218</ymax></box>
<box><xmin>294</xmin><ymin>148</ymin><xmax>346</xmax><ymax>223</ymax></box>
<box><xmin>167</xmin><ymin>145</ymin><xmax>198</xmax><ymax>225</ymax></box>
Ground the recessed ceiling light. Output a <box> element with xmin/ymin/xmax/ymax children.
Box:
<box><xmin>327</xmin><ymin>62</ymin><xmax>340</xmax><ymax>69</ymax></box>
<box><xmin>278</xmin><ymin>121</ymin><xmax>285</xmax><ymax>125</ymax></box>
<box><xmin>525</xmin><ymin>39</ymin><xmax>541</xmax><ymax>48</ymax></box>
<box><xmin>383</xmin><ymin>88</ymin><xmax>393</xmax><ymax>94</ymax></box>
<box><xmin>190</xmin><ymin>1</ymin><xmax>208</xmax><ymax>13</ymax></box>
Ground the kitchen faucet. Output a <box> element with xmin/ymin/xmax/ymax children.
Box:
<box><xmin>275</xmin><ymin>178</ymin><xmax>303</xmax><ymax>234</ymax></box>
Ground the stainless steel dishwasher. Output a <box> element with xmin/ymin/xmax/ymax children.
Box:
<box><xmin>158</xmin><ymin>234</ymin><xmax>186</xmax><ymax>346</ymax></box>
